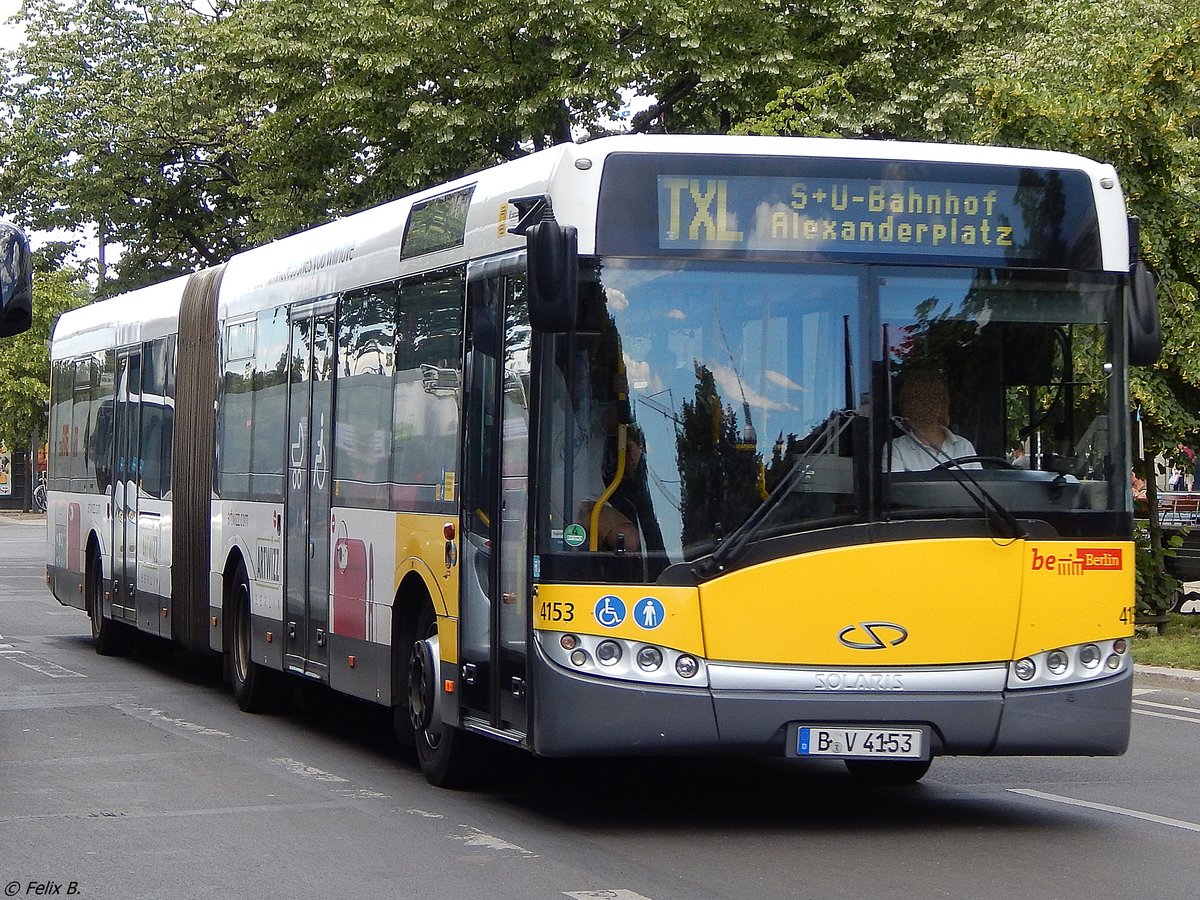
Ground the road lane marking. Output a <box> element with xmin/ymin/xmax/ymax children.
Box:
<box><xmin>453</xmin><ymin>825</ymin><xmax>537</xmax><ymax>857</ymax></box>
<box><xmin>0</xmin><ymin>800</ymin><xmax>351</xmax><ymax>824</ymax></box>
<box><xmin>1132</xmin><ymin>710</ymin><xmax>1200</xmax><ymax>724</ymax></box>
<box><xmin>270</xmin><ymin>757</ymin><xmax>349</xmax><ymax>782</ymax></box>
<box><xmin>1010</xmin><ymin>789</ymin><xmax>1200</xmax><ymax>833</ymax></box>
<box><xmin>136</xmin><ymin>706</ymin><xmax>232</xmax><ymax>737</ymax></box>
<box><xmin>402</xmin><ymin>808</ymin><xmax>443</xmax><ymax>818</ymax></box>
<box><xmin>0</xmin><ymin>650</ymin><xmax>87</xmax><ymax>678</ymax></box>
<box><xmin>0</xmin><ymin>632</ymin><xmax>87</xmax><ymax>678</ymax></box>
<box><xmin>565</xmin><ymin>892</ymin><xmax>656</xmax><ymax>900</ymax></box>
<box><xmin>1134</xmin><ymin>698</ymin><xmax>1200</xmax><ymax>715</ymax></box>
<box><xmin>334</xmin><ymin>788</ymin><xmax>390</xmax><ymax>800</ymax></box>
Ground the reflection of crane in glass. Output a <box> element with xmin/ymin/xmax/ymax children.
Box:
<box><xmin>635</xmin><ymin>389</ymin><xmax>679</xmax><ymax>427</ymax></box>
<box><xmin>715</xmin><ymin>311</ymin><xmax>757</xmax><ymax>452</ymax></box>
<box><xmin>632</xmin><ymin>387</ymin><xmax>683</xmax><ymax>513</ymax></box>
<box><xmin>629</xmin><ymin>389</ymin><xmax>683</xmax><ymax>512</ymax></box>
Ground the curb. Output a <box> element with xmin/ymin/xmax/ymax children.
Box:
<box><xmin>0</xmin><ymin>512</ymin><xmax>45</xmax><ymax>522</ymax></box>
<box><xmin>1134</xmin><ymin>664</ymin><xmax>1200</xmax><ymax>690</ymax></box>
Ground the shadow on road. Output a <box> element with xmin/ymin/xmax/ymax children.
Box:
<box><xmin>64</xmin><ymin>631</ymin><xmax>1082</xmax><ymax>836</ymax></box>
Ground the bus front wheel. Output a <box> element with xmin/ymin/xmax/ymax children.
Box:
<box><xmin>408</xmin><ymin>602</ymin><xmax>481</xmax><ymax>788</ymax></box>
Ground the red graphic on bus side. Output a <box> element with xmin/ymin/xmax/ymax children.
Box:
<box><xmin>332</xmin><ymin>536</ymin><xmax>371</xmax><ymax>640</ymax></box>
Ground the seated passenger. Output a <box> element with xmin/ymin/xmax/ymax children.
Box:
<box><xmin>887</xmin><ymin>370</ymin><xmax>979</xmax><ymax>472</ymax></box>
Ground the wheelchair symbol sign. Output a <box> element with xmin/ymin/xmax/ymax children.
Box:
<box><xmin>634</xmin><ymin>597</ymin><xmax>665</xmax><ymax>630</ymax></box>
<box><xmin>594</xmin><ymin>595</ymin><xmax>626</xmax><ymax>628</ymax></box>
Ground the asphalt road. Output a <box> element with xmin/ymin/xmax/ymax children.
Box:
<box><xmin>3</xmin><ymin>514</ymin><xmax>1200</xmax><ymax>900</ymax></box>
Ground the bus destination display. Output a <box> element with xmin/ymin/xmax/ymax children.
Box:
<box><xmin>657</xmin><ymin>174</ymin><xmax>1064</xmax><ymax>261</ymax></box>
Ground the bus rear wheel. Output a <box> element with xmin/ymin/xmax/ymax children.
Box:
<box><xmin>88</xmin><ymin>554</ymin><xmax>130</xmax><ymax>656</ymax></box>
<box><xmin>408</xmin><ymin>602</ymin><xmax>481</xmax><ymax>788</ymax></box>
<box><xmin>231</xmin><ymin>563</ymin><xmax>276</xmax><ymax>713</ymax></box>
<box><xmin>844</xmin><ymin>758</ymin><xmax>932</xmax><ymax>785</ymax></box>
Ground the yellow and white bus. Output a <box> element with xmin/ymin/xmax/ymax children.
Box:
<box><xmin>47</xmin><ymin>135</ymin><xmax>1159</xmax><ymax>786</ymax></box>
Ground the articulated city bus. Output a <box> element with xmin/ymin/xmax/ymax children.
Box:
<box><xmin>47</xmin><ymin>135</ymin><xmax>1159</xmax><ymax>786</ymax></box>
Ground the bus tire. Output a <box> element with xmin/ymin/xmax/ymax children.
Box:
<box><xmin>231</xmin><ymin>562</ymin><xmax>276</xmax><ymax>713</ymax></box>
<box><xmin>844</xmin><ymin>758</ymin><xmax>932</xmax><ymax>785</ymax></box>
<box><xmin>408</xmin><ymin>602</ymin><xmax>481</xmax><ymax>788</ymax></box>
<box><xmin>391</xmin><ymin>601</ymin><xmax>416</xmax><ymax>750</ymax></box>
<box><xmin>88</xmin><ymin>553</ymin><xmax>130</xmax><ymax>656</ymax></box>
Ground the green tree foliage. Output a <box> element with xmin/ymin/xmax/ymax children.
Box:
<box><xmin>0</xmin><ymin>267</ymin><xmax>88</xmax><ymax>455</ymax></box>
<box><xmin>0</xmin><ymin>0</ymin><xmax>806</xmax><ymax>282</ymax></box>
<box><xmin>1</xmin><ymin>0</ymin><xmax>1026</xmax><ymax>292</ymax></box>
<box><xmin>734</xmin><ymin>0</ymin><xmax>1032</xmax><ymax>140</ymax></box>
<box><xmin>185</xmin><ymin>0</ymin><xmax>813</xmax><ymax>241</ymax></box>
<box><xmin>0</xmin><ymin>1</ymin><xmax>247</xmax><ymax>294</ymax></box>
<box><xmin>964</xmin><ymin>0</ymin><xmax>1200</xmax><ymax>455</ymax></box>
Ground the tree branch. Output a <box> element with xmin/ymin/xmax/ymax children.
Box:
<box><xmin>630</xmin><ymin>73</ymin><xmax>701</xmax><ymax>132</ymax></box>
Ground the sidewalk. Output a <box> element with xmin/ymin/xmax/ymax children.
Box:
<box><xmin>0</xmin><ymin>511</ymin><xmax>44</xmax><ymax>523</ymax></box>
<box><xmin>1134</xmin><ymin>663</ymin><xmax>1200</xmax><ymax>689</ymax></box>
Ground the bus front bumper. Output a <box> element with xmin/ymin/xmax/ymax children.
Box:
<box><xmin>529</xmin><ymin>649</ymin><xmax>1132</xmax><ymax>758</ymax></box>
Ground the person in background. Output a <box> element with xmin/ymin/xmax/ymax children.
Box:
<box><xmin>1131</xmin><ymin>468</ymin><xmax>1147</xmax><ymax>502</ymax></box>
<box><xmin>1169</xmin><ymin>465</ymin><xmax>1186</xmax><ymax>492</ymax></box>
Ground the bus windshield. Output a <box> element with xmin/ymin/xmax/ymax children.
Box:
<box><xmin>534</xmin><ymin>258</ymin><xmax>1128</xmax><ymax>582</ymax></box>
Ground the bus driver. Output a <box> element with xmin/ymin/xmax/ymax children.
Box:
<box><xmin>887</xmin><ymin>369</ymin><xmax>979</xmax><ymax>472</ymax></box>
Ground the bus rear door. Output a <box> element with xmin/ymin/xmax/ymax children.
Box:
<box><xmin>111</xmin><ymin>350</ymin><xmax>141</xmax><ymax>628</ymax></box>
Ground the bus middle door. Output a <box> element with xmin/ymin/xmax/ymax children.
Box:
<box><xmin>110</xmin><ymin>350</ymin><xmax>141</xmax><ymax>628</ymax></box>
<box><xmin>284</xmin><ymin>302</ymin><xmax>335</xmax><ymax>681</ymax></box>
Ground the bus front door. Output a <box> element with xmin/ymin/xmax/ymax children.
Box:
<box><xmin>460</xmin><ymin>273</ymin><xmax>530</xmax><ymax>739</ymax></box>
<box><xmin>284</xmin><ymin>304</ymin><xmax>335</xmax><ymax>681</ymax></box>
<box><xmin>110</xmin><ymin>350</ymin><xmax>141</xmax><ymax>628</ymax></box>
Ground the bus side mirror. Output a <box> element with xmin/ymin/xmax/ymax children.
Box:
<box><xmin>526</xmin><ymin>219</ymin><xmax>578</xmax><ymax>333</ymax></box>
<box><xmin>1128</xmin><ymin>259</ymin><xmax>1161</xmax><ymax>366</ymax></box>
<box><xmin>0</xmin><ymin>224</ymin><xmax>33</xmax><ymax>338</ymax></box>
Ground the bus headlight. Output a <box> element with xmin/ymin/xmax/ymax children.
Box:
<box><xmin>636</xmin><ymin>646</ymin><xmax>663</xmax><ymax>671</ymax></box>
<box><xmin>1046</xmin><ymin>650</ymin><xmax>1069</xmax><ymax>675</ymax></box>
<box><xmin>535</xmin><ymin>632</ymin><xmax>708</xmax><ymax>687</ymax></box>
<box><xmin>1007</xmin><ymin>638</ymin><xmax>1130</xmax><ymax>689</ymax></box>
<box><xmin>596</xmin><ymin>640</ymin><xmax>622</xmax><ymax>666</ymax></box>
<box><xmin>1079</xmin><ymin>644</ymin><xmax>1102</xmax><ymax>669</ymax></box>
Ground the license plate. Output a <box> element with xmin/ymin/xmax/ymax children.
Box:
<box><xmin>793</xmin><ymin>725</ymin><xmax>926</xmax><ymax>759</ymax></box>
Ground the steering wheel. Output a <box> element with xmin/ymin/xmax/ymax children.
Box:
<box><xmin>931</xmin><ymin>455</ymin><xmax>1017</xmax><ymax>471</ymax></box>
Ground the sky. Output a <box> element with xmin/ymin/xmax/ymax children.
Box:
<box><xmin>0</xmin><ymin>3</ymin><xmax>107</xmax><ymax>272</ymax></box>
<box><xmin>0</xmin><ymin>1</ymin><xmax>21</xmax><ymax>51</ymax></box>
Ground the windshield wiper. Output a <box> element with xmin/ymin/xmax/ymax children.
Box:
<box><xmin>693</xmin><ymin>410</ymin><xmax>858</xmax><ymax>580</ymax></box>
<box><xmin>888</xmin><ymin>416</ymin><xmax>1026</xmax><ymax>540</ymax></box>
